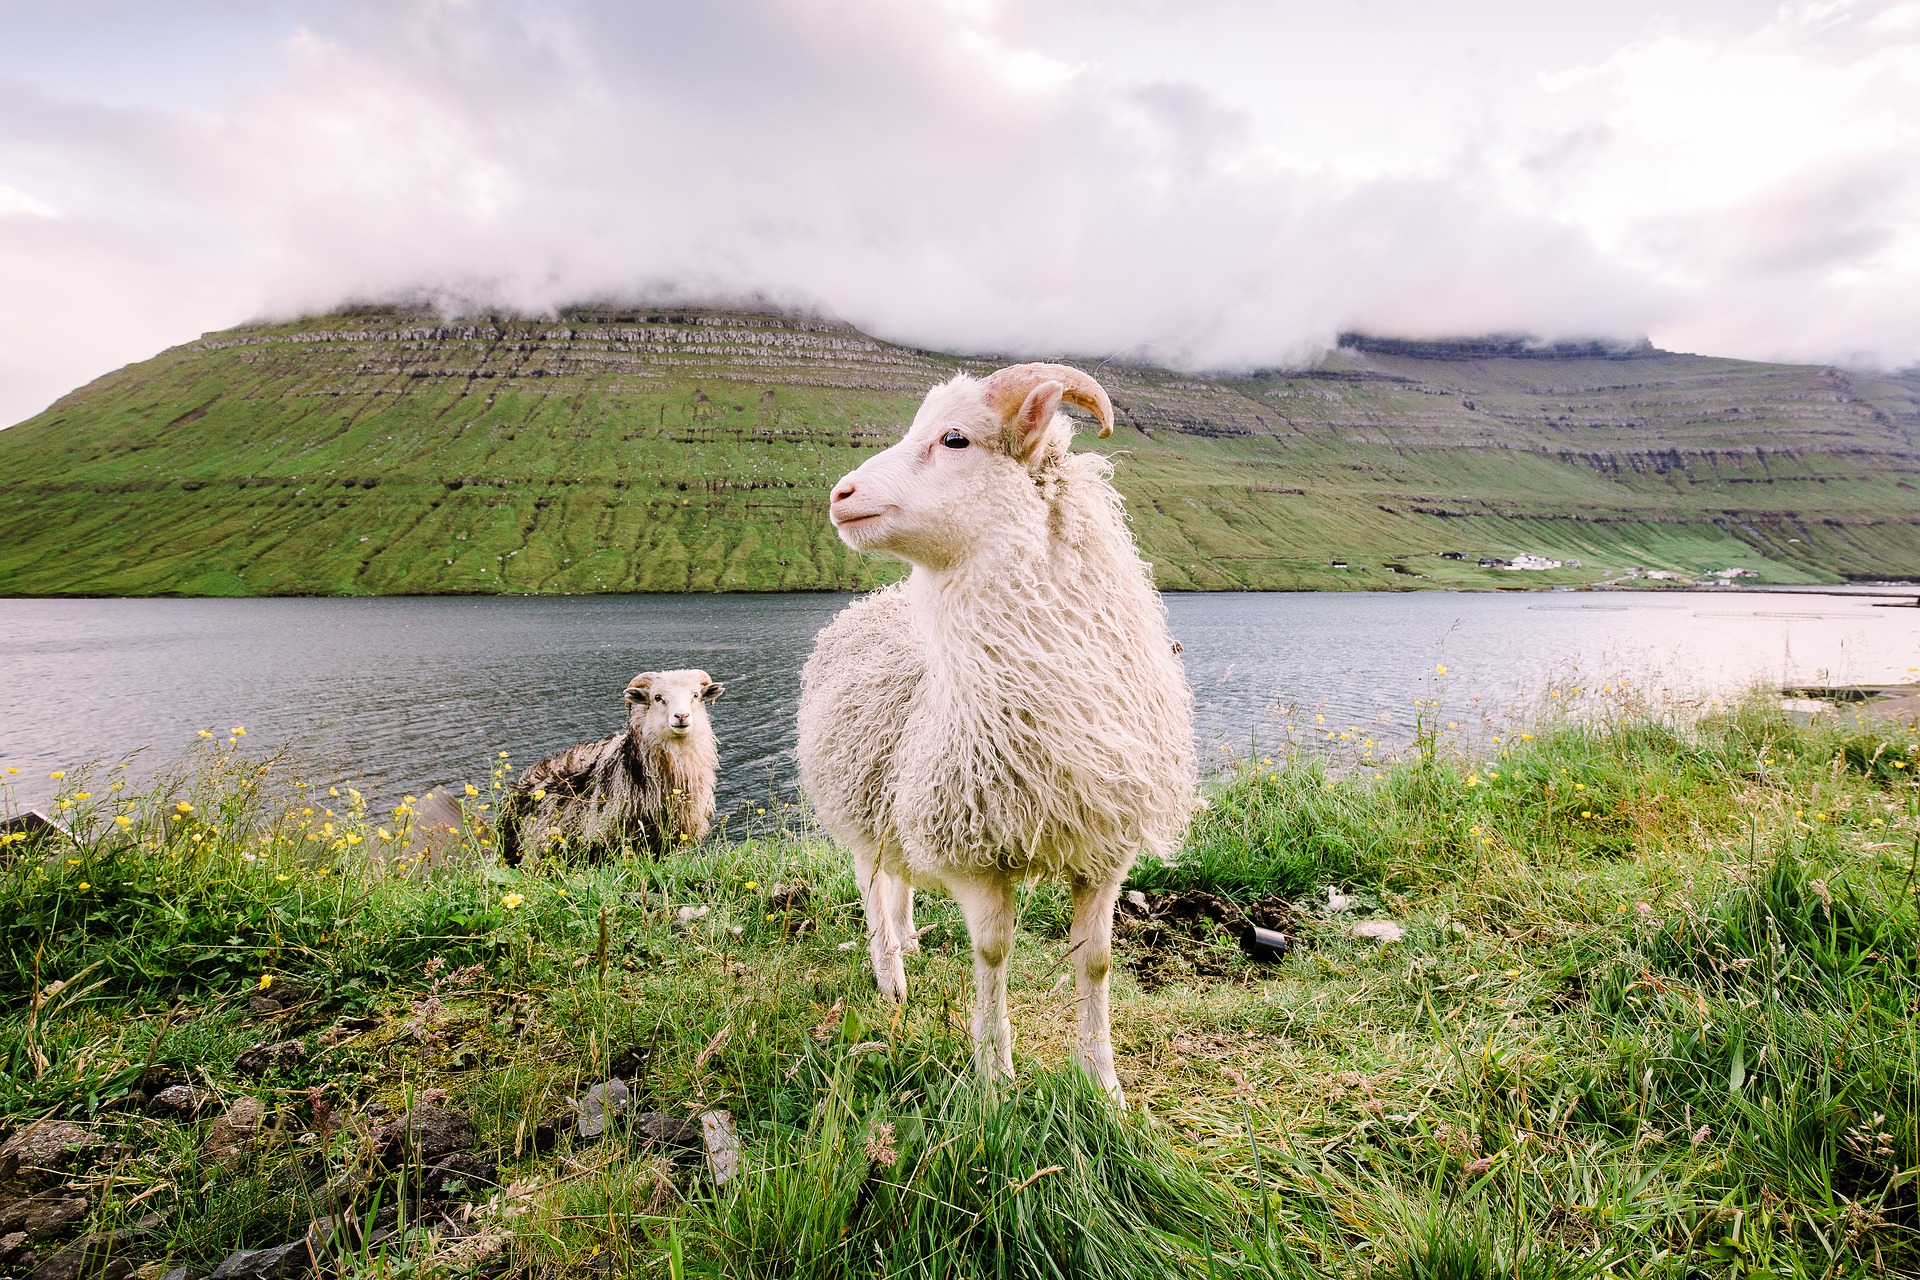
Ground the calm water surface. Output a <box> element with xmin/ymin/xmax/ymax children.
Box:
<box><xmin>2</xmin><ymin>590</ymin><xmax>1915</xmax><ymax>815</ymax></box>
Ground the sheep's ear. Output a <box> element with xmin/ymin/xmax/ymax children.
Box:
<box><xmin>625</xmin><ymin>673</ymin><xmax>657</xmax><ymax>702</ymax></box>
<box><xmin>700</xmin><ymin>681</ymin><xmax>725</xmax><ymax>703</ymax></box>
<box><xmin>1006</xmin><ymin>380</ymin><xmax>1065</xmax><ymax>464</ymax></box>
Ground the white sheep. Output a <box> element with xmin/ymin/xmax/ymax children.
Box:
<box><xmin>503</xmin><ymin>669</ymin><xmax>724</xmax><ymax>860</ymax></box>
<box><xmin>797</xmin><ymin>363</ymin><xmax>1195</xmax><ymax>1101</ymax></box>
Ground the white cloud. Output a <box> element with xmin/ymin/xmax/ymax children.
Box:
<box><xmin>0</xmin><ymin>181</ymin><xmax>57</xmax><ymax>218</ymax></box>
<box><xmin>0</xmin><ymin>0</ymin><xmax>1916</xmax><ymax>426</ymax></box>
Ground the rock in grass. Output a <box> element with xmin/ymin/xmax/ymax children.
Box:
<box><xmin>200</xmin><ymin>1098</ymin><xmax>266</xmax><ymax>1166</ymax></box>
<box><xmin>633</xmin><ymin>1113</ymin><xmax>704</xmax><ymax>1150</ymax></box>
<box><xmin>423</xmin><ymin>1153</ymin><xmax>499</xmax><ymax>1202</ymax></box>
<box><xmin>205</xmin><ymin>1240</ymin><xmax>312</xmax><ymax>1280</ymax></box>
<box><xmin>1351</xmin><ymin>920</ymin><xmax>1404</xmax><ymax>943</ymax></box>
<box><xmin>29</xmin><ymin>1215</ymin><xmax>161</xmax><ymax>1280</ymax></box>
<box><xmin>574</xmin><ymin>1081</ymin><xmax>631</xmax><ymax>1140</ymax></box>
<box><xmin>0</xmin><ymin>1189</ymin><xmax>90</xmax><ymax>1240</ymax></box>
<box><xmin>700</xmin><ymin>1111</ymin><xmax>741</xmax><ymax>1186</ymax></box>
<box><xmin>0</xmin><ymin>1123</ymin><xmax>105</xmax><ymax>1184</ymax></box>
<box><xmin>232</xmin><ymin>1041</ymin><xmax>306</xmax><ymax>1078</ymax></box>
<box><xmin>1</xmin><ymin>1231</ymin><xmax>33</xmax><ymax>1269</ymax></box>
<box><xmin>145</xmin><ymin>1086</ymin><xmax>210</xmax><ymax>1120</ymax></box>
<box><xmin>368</xmin><ymin>1106</ymin><xmax>474</xmax><ymax>1169</ymax></box>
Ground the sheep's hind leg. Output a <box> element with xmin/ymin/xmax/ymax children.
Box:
<box><xmin>852</xmin><ymin>837</ymin><xmax>908</xmax><ymax>1002</ymax></box>
<box><xmin>1069</xmin><ymin>876</ymin><xmax>1125</xmax><ymax>1105</ymax></box>
<box><xmin>944</xmin><ymin>873</ymin><xmax>1017</xmax><ymax>1081</ymax></box>
<box><xmin>887</xmin><ymin>873</ymin><xmax>918</xmax><ymax>954</ymax></box>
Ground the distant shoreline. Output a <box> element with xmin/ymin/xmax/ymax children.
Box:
<box><xmin>2</xmin><ymin>582</ymin><xmax>1914</xmax><ymax>603</ymax></box>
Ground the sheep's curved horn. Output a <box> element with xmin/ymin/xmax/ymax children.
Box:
<box><xmin>982</xmin><ymin>363</ymin><xmax>1113</xmax><ymax>439</ymax></box>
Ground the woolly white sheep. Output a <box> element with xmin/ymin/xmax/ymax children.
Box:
<box><xmin>797</xmin><ymin>363</ymin><xmax>1195</xmax><ymax>1101</ymax></box>
<box><xmin>503</xmin><ymin>669</ymin><xmax>724</xmax><ymax>860</ymax></box>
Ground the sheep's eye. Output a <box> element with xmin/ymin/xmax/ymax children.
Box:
<box><xmin>940</xmin><ymin>430</ymin><xmax>970</xmax><ymax>449</ymax></box>
<box><xmin>654</xmin><ymin>694</ymin><xmax>666</xmax><ymax>704</ymax></box>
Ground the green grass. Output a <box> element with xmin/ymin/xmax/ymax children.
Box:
<box><xmin>1</xmin><ymin>307</ymin><xmax>1915</xmax><ymax>595</ymax></box>
<box><xmin>3</xmin><ymin>691</ymin><xmax>1919</xmax><ymax>1279</ymax></box>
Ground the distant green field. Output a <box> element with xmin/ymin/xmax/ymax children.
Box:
<box><xmin>1</xmin><ymin>308</ymin><xmax>1916</xmax><ymax>595</ymax></box>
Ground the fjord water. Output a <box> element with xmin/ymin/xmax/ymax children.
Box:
<box><xmin>2</xmin><ymin>590</ymin><xmax>1915</xmax><ymax>816</ymax></box>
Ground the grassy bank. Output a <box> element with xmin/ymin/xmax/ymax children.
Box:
<box><xmin>3</xmin><ymin>690</ymin><xmax>1918</xmax><ymax>1279</ymax></box>
<box><xmin>4</xmin><ymin>308</ymin><xmax>1917</xmax><ymax>596</ymax></box>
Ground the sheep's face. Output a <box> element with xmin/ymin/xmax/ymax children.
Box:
<box><xmin>624</xmin><ymin>669</ymin><xmax>724</xmax><ymax>741</ymax></box>
<box><xmin>828</xmin><ymin>374</ymin><xmax>1073</xmax><ymax>570</ymax></box>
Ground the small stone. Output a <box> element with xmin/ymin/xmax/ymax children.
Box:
<box><xmin>146</xmin><ymin>1086</ymin><xmax>210</xmax><ymax>1120</ymax></box>
<box><xmin>531</xmin><ymin>1115</ymin><xmax>564</xmax><ymax>1152</ymax></box>
<box><xmin>0</xmin><ymin>1123</ymin><xmax>105</xmax><ymax>1183</ymax></box>
<box><xmin>368</xmin><ymin>1106</ymin><xmax>474</xmax><ymax>1169</ymax></box>
<box><xmin>206</xmin><ymin>1240</ymin><xmax>312</xmax><ymax>1280</ymax></box>
<box><xmin>200</xmin><ymin>1098</ymin><xmax>266</xmax><ymax>1166</ymax></box>
<box><xmin>632</xmin><ymin>1113</ymin><xmax>704</xmax><ymax>1150</ymax></box>
<box><xmin>423</xmin><ymin>1153</ymin><xmax>498</xmax><ymax>1202</ymax></box>
<box><xmin>1</xmin><ymin>1231</ymin><xmax>31</xmax><ymax>1268</ymax></box>
<box><xmin>1123</xmin><ymin>890</ymin><xmax>1150</xmax><ymax>912</ymax></box>
<box><xmin>1351</xmin><ymin>920</ymin><xmax>1404</xmax><ymax>943</ymax></box>
<box><xmin>245</xmin><ymin>997</ymin><xmax>283</xmax><ymax>1016</ymax></box>
<box><xmin>700</xmin><ymin>1111</ymin><xmax>740</xmax><ymax>1186</ymax></box>
<box><xmin>28</xmin><ymin>1217</ymin><xmax>158</xmax><ymax>1280</ymax></box>
<box><xmin>159</xmin><ymin>1268</ymin><xmax>190</xmax><ymax>1280</ymax></box>
<box><xmin>0</xmin><ymin>1190</ymin><xmax>90</xmax><ymax>1239</ymax></box>
<box><xmin>574</xmin><ymin>1080</ymin><xmax>630</xmax><ymax>1140</ymax></box>
<box><xmin>233</xmin><ymin>1041</ymin><xmax>306</xmax><ymax>1078</ymax></box>
<box><xmin>672</xmin><ymin>906</ymin><xmax>708</xmax><ymax>929</ymax></box>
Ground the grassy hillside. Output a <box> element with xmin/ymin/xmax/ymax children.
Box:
<box><xmin>1</xmin><ymin>307</ymin><xmax>1917</xmax><ymax>595</ymax></box>
<box><xmin>3</xmin><ymin>692</ymin><xmax>1917</xmax><ymax>1278</ymax></box>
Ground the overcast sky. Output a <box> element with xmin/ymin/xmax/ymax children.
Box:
<box><xmin>1</xmin><ymin>0</ymin><xmax>1917</xmax><ymax>426</ymax></box>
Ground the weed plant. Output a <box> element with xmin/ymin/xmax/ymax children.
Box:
<box><xmin>1</xmin><ymin>689</ymin><xmax>1916</xmax><ymax>1279</ymax></box>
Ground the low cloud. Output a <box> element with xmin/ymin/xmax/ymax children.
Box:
<box><xmin>0</xmin><ymin>0</ymin><xmax>1916</xmax><ymax>426</ymax></box>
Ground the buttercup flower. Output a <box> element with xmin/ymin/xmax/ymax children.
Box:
<box><xmin>501</xmin><ymin>893</ymin><xmax>524</xmax><ymax>909</ymax></box>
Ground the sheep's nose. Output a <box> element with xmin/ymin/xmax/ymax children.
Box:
<box><xmin>832</xmin><ymin>479</ymin><xmax>857</xmax><ymax>504</ymax></box>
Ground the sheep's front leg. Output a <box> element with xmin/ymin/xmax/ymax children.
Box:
<box><xmin>851</xmin><ymin>837</ymin><xmax>908</xmax><ymax>1001</ymax></box>
<box><xmin>944</xmin><ymin>873</ymin><xmax>1017</xmax><ymax>1080</ymax></box>
<box><xmin>1069</xmin><ymin>876</ymin><xmax>1125</xmax><ymax>1104</ymax></box>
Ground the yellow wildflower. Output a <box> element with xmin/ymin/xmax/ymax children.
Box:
<box><xmin>51</xmin><ymin>771</ymin><xmax>65</xmax><ymax>780</ymax></box>
<box><xmin>77</xmin><ymin>882</ymin><xmax>90</xmax><ymax>890</ymax></box>
<box><xmin>465</xmin><ymin>784</ymin><xmax>479</xmax><ymax>797</ymax></box>
<box><xmin>175</xmin><ymin>801</ymin><xmax>194</xmax><ymax>813</ymax></box>
<box><xmin>116</xmin><ymin>815</ymin><xmax>132</xmax><ymax>827</ymax></box>
<box><xmin>501</xmin><ymin>892</ymin><xmax>524</xmax><ymax>909</ymax></box>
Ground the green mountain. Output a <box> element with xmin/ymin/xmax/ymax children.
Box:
<box><xmin>2</xmin><ymin>306</ymin><xmax>1917</xmax><ymax>595</ymax></box>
